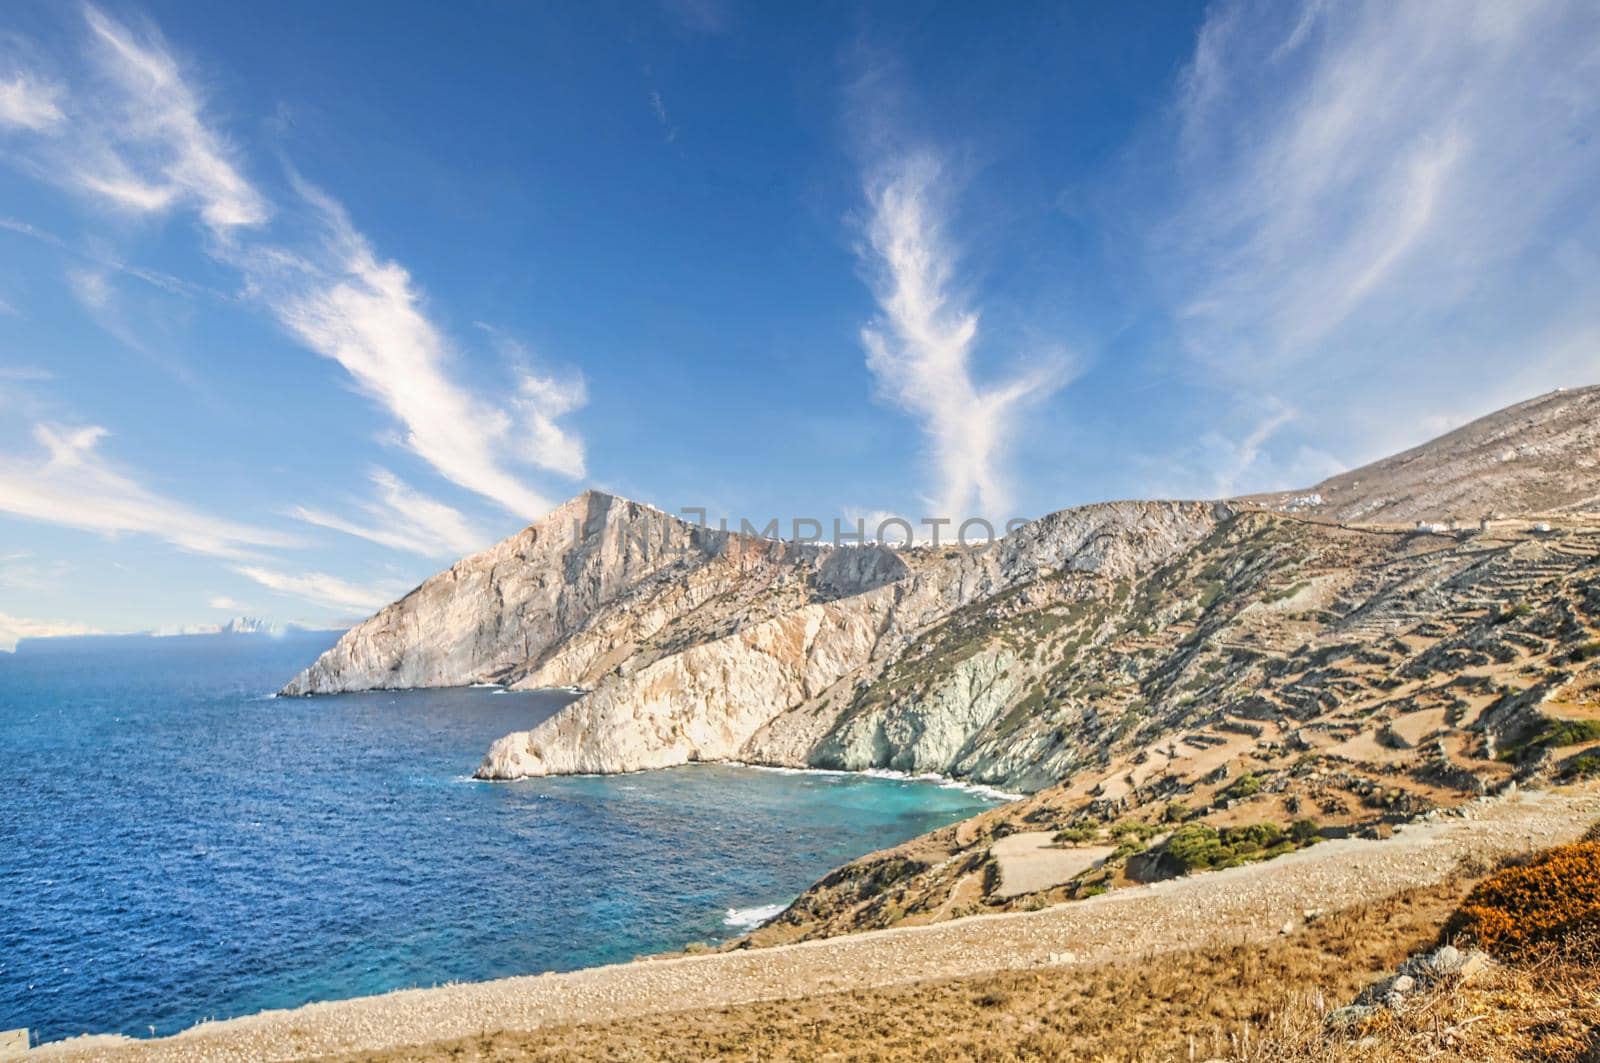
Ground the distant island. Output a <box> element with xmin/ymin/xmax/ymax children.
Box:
<box><xmin>7</xmin><ymin>617</ymin><xmax>342</xmax><ymax>655</ymax></box>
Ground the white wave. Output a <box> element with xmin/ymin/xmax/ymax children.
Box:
<box><xmin>724</xmin><ymin>761</ymin><xmax>1022</xmax><ymax>802</ymax></box>
<box><xmin>469</xmin><ymin>682</ymin><xmax>502</xmax><ymax>689</ymax></box>
<box><xmin>723</xmin><ymin>903</ymin><xmax>787</xmax><ymax>930</ymax></box>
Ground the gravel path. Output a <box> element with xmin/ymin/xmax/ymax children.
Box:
<box><xmin>35</xmin><ymin>786</ymin><xmax>1599</xmax><ymax>1063</ymax></box>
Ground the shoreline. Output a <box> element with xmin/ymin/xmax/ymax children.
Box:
<box><xmin>724</xmin><ymin>760</ymin><xmax>1027</xmax><ymax>802</ymax></box>
<box><xmin>33</xmin><ymin>784</ymin><xmax>1599</xmax><ymax>1062</ymax></box>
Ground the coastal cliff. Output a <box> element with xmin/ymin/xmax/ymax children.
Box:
<box><xmin>283</xmin><ymin>387</ymin><xmax>1600</xmax><ymax>796</ymax></box>
<box><xmin>475</xmin><ymin>500</ymin><xmax>1225</xmax><ymax>782</ymax></box>
<box><xmin>279</xmin><ymin>491</ymin><xmax>907</xmax><ymax>696</ymax></box>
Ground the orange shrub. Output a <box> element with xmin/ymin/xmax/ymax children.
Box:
<box><xmin>1444</xmin><ymin>840</ymin><xmax>1600</xmax><ymax>956</ymax></box>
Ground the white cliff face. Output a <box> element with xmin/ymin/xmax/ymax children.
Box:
<box><xmin>281</xmin><ymin>486</ymin><xmax>1224</xmax><ymax>791</ymax></box>
<box><xmin>475</xmin><ymin>500</ymin><xmax>1228</xmax><ymax>785</ymax></box>
<box><xmin>280</xmin><ymin>492</ymin><xmax>905</xmax><ymax>697</ymax></box>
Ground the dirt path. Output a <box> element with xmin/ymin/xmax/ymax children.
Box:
<box><xmin>35</xmin><ymin>786</ymin><xmax>1599</xmax><ymax>1063</ymax></box>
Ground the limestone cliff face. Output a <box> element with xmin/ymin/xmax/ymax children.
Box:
<box><xmin>280</xmin><ymin>492</ymin><xmax>906</xmax><ymax>696</ymax></box>
<box><xmin>475</xmin><ymin>500</ymin><xmax>1228</xmax><ymax>785</ymax></box>
<box><xmin>283</xmin><ymin>488</ymin><xmax>1226</xmax><ymax>790</ymax></box>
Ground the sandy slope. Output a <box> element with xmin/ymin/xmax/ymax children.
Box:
<box><xmin>34</xmin><ymin>785</ymin><xmax>1599</xmax><ymax>1063</ymax></box>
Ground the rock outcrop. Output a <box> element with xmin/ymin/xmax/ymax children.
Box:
<box><xmin>280</xmin><ymin>491</ymin><xmax>906</xmax><ymax>696</ymax></box>
<box><xmin>283</xmin><ymin>387</ymin><xmax>1600</xmax><ymax>796</ymax></box>
<box><xmin>477</xmin><ymin>500</ymin><xmax>1226</xmax><ymax>781</ymax></box>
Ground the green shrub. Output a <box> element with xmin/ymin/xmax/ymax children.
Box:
<box><xmin>1225</xmin><ymin>772</ymin><xmax>1263</xmax><ymax>799</ymax></box>
<box><xmin>1567</xmin><ymin>640</ymin><xmax>1600</xmax><ymax>663</ymax></box>
<box><xmin>1563</xmin><ymin>753</ymin><xmax>1600</xmax><ymax>781</ymax></box>
<box><xmin>1109</xmin><ymin>820</ymin><xmax>1161</xmax><ymax>842</ymax></box>
<box><xmin>1052</xmin><ymin>824</ymin><xmax>1099</xmax><ymax>844</ymax></box>
<box><xmin>1159</xmin><ymin>821</ymin><xmax>1308</xmax><ymax>875</ymax></box>
<box><xmin>1501</xmin><ymin>717</ymin><xmax>1600</xmax><ymax>761</ymax></box>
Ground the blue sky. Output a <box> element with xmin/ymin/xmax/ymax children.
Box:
<box><xmin>1</xmin><ymin>0</ymin><xmax>1597</xmax><ymax>643</ymax></box>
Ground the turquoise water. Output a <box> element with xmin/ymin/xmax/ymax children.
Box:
<box><xmin>0</xmin><ymin>634</ymin><xmax>998</xmax><ymax>1044</ymax></box>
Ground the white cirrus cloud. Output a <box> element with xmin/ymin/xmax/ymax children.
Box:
<box><xmin>232</xmin><ymin>565</ymin><xmax>406</xmax><ymax>615</ymax></box>
<box><xmin>66</xmin><ymin>267</ymin><xmax>112</xmax><ymax>310</ymax></box>
<box><xmin>0</xmin><ymin>612</ymin><xmax>102</xmax><ymax>653</ymax></box>
<box><xmin>70</xmin><ymin>5</ymin><xmax>269</xmax><ymax>232</ymax></box>
<box><xmin>0</xmin><ymin>73</ymin><xmax>64</xmax><ymax>131</ymax></box>
<box><xmin>858</xmin><ymin>151</ymin><xmax>1069</xmax><ymax>521</ymax></box>
<box><xmin>238</xmin><ymin>177</ymin><xmax>584</xmax><ymax>519</ymax></box>
<box><xmin>0</xmin><ymin>422</ymin><xmax>297</xmax><ymax>559</ymax></box>
<box><xmin>479</xmin><ymin>324</ymin><xmax>589</xmax><ymax>480</ymax></box>
<box><xmin>1146</xmin><ymin>0</ymin><xmax>1600</xmax><ymax>467</ymax></box>
<box><xmin>290</xmin><ymin>467</ymin><xmax>490</xmax><ymax>559</ymax></box>
<box><xmin>4</xmin><ymin>7</ymin><xmax>588</xmax><ymax>521</ymax></box>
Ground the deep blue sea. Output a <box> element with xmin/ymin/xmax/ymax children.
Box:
<box><xmin>0</xmin><ymin>634</ymin><xmax>998</xmax><ymax>1045</ymax></box>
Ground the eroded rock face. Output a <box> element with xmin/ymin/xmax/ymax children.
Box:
<box><xmin>474</xmin><ymin>500</ymin><xmax>1228</xmax><ymax>783</ymax></box>
<box><xmin>280</xmin><ymin>492</ymin><xmax>907</xmax><ymax>697</ymax></box>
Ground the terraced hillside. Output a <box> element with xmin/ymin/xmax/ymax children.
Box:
<box><xmin>742</xmin><ymin>511</ymin><xmax>1600</xmax><ymax>943</ymax></box>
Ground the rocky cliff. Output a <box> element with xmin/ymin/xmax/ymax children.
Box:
<box><xmin>284</xmin><ymin>387</ymin><xmax>1600</xmax><ymax>797</ymax></box>
<box><xmin>280</xmin><ymin>491</ymin><xmax>908</xmax><ymax>696</ymax></box>
<box><xmin>476</xmin><ymin>500</ymin><xmax>1225</xmax><ymax>782</ymax></box>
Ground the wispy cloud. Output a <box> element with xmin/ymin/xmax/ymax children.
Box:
<box><xmin>1148</xmin><ymin>0</ymin><xmax>1600</xmax><ymax>467</ymax></box>
<box><xmin>858</xmin><ymin>151</ymin><xmax>1068</xmax><ymax>519</ymax></box>
<box><xmin>0</xmin><ymin>612</ymin><xmax>101</xmax><ymax>653</ymax></box>
<box><xmin>2</xmin><ymin>7</ymin><xmax>588</xmax><ymax>521</ymax></box>
<box><xmin>479</xmin><ymin>323</ymin><xmax>588</xmax><ymax>480</ymax></box>
<box><xmin>0</xmin><ymin>73</ymin><xmax>64</xmax><ymax>131</ymax></box>
<box><xmin>0</xmin><ymin>552</ymin><xmax>69</xmax><ymax>593</ymax></box>
<box><xmin>0</xmin><ymin>366</ymin><xmax>53</xmax><ymax>381</ymax></box>
<box><xmin>290</xmin><ymin>468</ymin><xmax>489</xmax><ymax>558</ymax></box>
<box><xmin>244</xmin><ymin>179</ymin><xmax>580</xmax><ymax>518</ymax></box>
<box><xmin>72</xmin><ymin>6</ymin><xmax>268</xmax><ymax>232</ymax></box>
<box><xmin>647</xmin><ymin>89</ymin><xmax>678</xmax><ymax>143</ymax></box>
<box><xmin>0</xmin><ymin>423</ymin><xmax>296</xmax><ymax>559</ymax></box>
<box><xmin>66</xmin><ymin>267</ymin><xmax>112</xmax><ymax>310</ymax></box>
<box><xmin>233</xmin><ymin>565</ymin><xmax>405</xmax><ymax>614</ymax></box>
<box><xmin>208</xmin><ymin>595</ymin><xmax>245</xmax><ymax>611</ymax></box>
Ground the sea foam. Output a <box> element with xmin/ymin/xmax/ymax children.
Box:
<box><xmin>723</xmin><ymin>903</ymin><xmax>787</xmax><ymax>929</ymax></box>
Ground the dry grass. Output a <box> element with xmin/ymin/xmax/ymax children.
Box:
<box><xmin>321</xmin><ymin>821</ymin><xmax>1600</xmax><ymax>1063</ymax></box>
<box><xmin>323</xmin><ymin>880</ymin><xmax>1467</xmax><ymax>1062</ymax></box>
<box><xmin>1237</xmin><ymin>937</ymin><xmax>1600</xmax><ymax>1062</ymax></box>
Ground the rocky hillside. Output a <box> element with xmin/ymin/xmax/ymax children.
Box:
<box><xmin>280</xmin><ymin>491</ymin><xmax>911</xmax><ymax>696</ymax></box>
<box><xmin>1246</xmin><ymin>385</ymin><xmax>1600</xmax><ymax>522</ymax></box>
<box><xmin>284</xmin><ymin>388</ymin><xmax>1600</xmax><ymax>805</ymax></box>
<box><xmin>741</xmin><ymin>510</ymin><xmax>1600</xmax><ymax>943</ymax></box>
<box><xmin>475</xmin><ymin>500</ymin><xmax>1223</xmax><ymax>782</ymax></box>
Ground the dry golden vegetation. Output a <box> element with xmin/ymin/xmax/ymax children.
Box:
<box><xmin>1241</xmin><ymin>932</ymin><xmax>1600</xmax><ymax>1062</ymax></box>
<box><xmin>1444</xmin><ymin>839</ymin><xmax>1600</xmax><ymax>957</ymax></box>
<box><xmin>324</xmin><ymin>822</ymin><xmax>1600</xmax><ymax>1063</ymax></box>
<box><xmin>325</xmin><ymin>879</ymin><xmax>1470</xmax><ymax>1062</ymax></box>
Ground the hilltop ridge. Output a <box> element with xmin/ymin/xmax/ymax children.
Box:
<box><xmin>1246</xmin><ymin>385</ymin><xmax>1600</xmax><ymax>522</ymax></box>
<box><xmin>282</xmin><ymin>389</ymin><xmax>1600</xmax><ymax>808</ymax></box>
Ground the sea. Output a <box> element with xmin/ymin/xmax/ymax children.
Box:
<box><xmin>0</xmin><ymin>632</ymin><xmax>1000</xmax><ymax>1045</ymax></box>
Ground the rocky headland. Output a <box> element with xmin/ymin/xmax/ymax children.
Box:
<box><xmin>280</xmin><ymin>386</ymin><xmax>1600</xmax><ymax>938</ymax></box>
